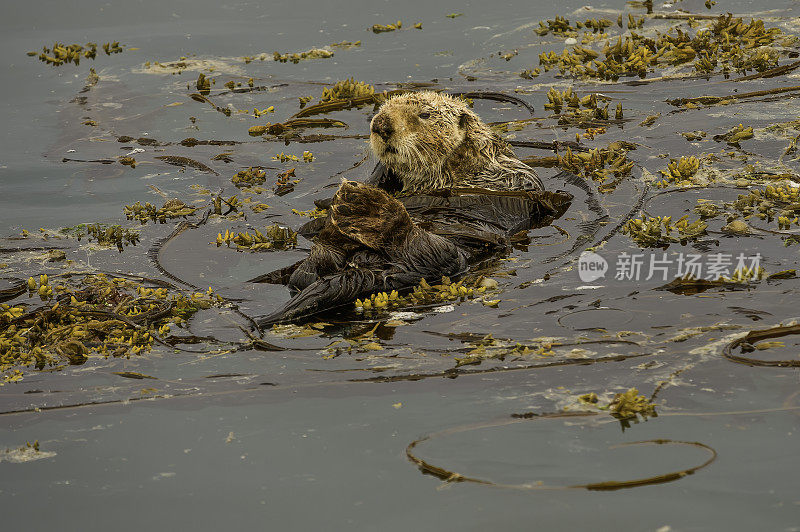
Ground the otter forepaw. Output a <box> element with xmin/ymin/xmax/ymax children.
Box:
<box><xmin>330</xmin><ymin>180</ymin><xmax>413</xmax><ymax>249</ymax></box>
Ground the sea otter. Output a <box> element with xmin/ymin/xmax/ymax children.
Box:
<box><xmin>368</xmin><ymin>91</ymin><xmax>543</xmax><ymax>193</ymax></box>
<box><xmin>254</xmin><ymin>91</ymin><xmax>571</xmax><ymax>325</ymax></box>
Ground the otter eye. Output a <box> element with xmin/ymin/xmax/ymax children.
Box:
<box><xmin>418</xmin><ymin>112</ymin><xmax>431</xmax><ymax>119</ymax></box>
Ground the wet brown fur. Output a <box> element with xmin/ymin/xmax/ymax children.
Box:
<box><xmin>268</xmin><ymin>92</ymin><xmax>549</xmax><ymax>323</ymax></box>
<box><xmin>369</xmin><ymin>91</ymin><xmax>542</xmax><ymax>193</ymax></box>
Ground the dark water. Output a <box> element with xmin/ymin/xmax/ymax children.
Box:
<box><xmin>1</xmin><ymin>0</ymin><xmax>800</xmax><ymax>530</ymax></box>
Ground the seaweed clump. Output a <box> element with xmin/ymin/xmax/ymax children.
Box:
<box><xmin>555</xmin><ymin>145</ymin><xmax>634</xmax><ymax>193</ymax></box>
<box><xmin>534</xmin><ymin>15</ymin><xmax>638</xmax><ymax>37</ymax></box>
<box><xmin>372</xmin><ymin>21</ymin><xmax>402</xmax><ymax>33</ymax></box>
<box><xmin>713</xmin><ymin>124</ymin><xmax>754</xmax><ymax>146</ymax></box>
<box><xmin>273</xmin><ymin>48</ymin><xmax>333</xmax><ymax>64</ymax></box>
<box><xmin>320</xmin><ymin>78</ymin><xmax>375</xmax><ymax>102</ymax></box>
<box><xmin>534</xmin><ymin>14</ymin><xmax>791</xmax><ymax>80</ymax></box>
<box><xmin>656</xmin><ymin>156</ymin><xmax>701</xmax><ymax>187</ymax></box>
<box><xmin>355</xmin><ymin>276</ymin><xmax>497</xmax><ymax>312</ymax></box>
<box><xmin>29</xmin><ymin>41</ymin><xmax>125</xmax><ymax>67</ymax></box>
<box><xmin>730</xmin><ymin>184</ymin><xmax>800</xmax><ymax>230</ymax></box>
<box><xmin>608</xmin><ymin>387</ymin><xmax>656</xmax><ymax>421</ymax></box>
<box><xmin>542</xmin><ymin>88</ymin><xmax>621</xmax><ymax>123</ymax></box>
<box><xmin>124</xmin><ymin>199</ymin><xmax>197</xmax><ymax>224</ymax></box>
<box><xmin>622</xmin><ymin>215</ymin><xmax>708</xmax><ymax>248</ymax></box>
<box><xmin>231</xmin><ymin>167</ymin><xmax>267</xmax><ymax>188</ymax></box>
<box><xmin>84</xmin><ymin>224</ymin><xmax>140</xmax><ymax>252</ymax></box>
<box><xmin>215</xmin><ymin>224</ymin><xmax>297</xmax><ymax>252</ymax></box>
<box><xmin>0</xmin><ymin>274</ymin><xmax>220</xmax><ymax>382</ymax></box>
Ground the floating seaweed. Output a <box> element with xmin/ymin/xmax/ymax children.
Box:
<box><xmin>622</xmin><ymin>215</ymin><xmax>708</xmax><ymax>248</ymax></box>
<box><xmin>535</xmin><ymin>15</ymin><xmax>619</xmax><ymax>37</ymax></box>
<box><xmin>578</xmin><ymin>392</ymin><xmax>599</xmax><ymax>404</ymax></box>
<box><xmin>124</xmin><ymin>199</ymin><xmax>198</xmax><ymax>224</ymax></box>
<box><xmin>330</xmin><ymin>40</ymin><xmax>362</xmax><ymax>48</ymax></box>
<box><xmin>196</xmin><ymin>73</ymin><xmax>212</xmax><ymax>95</ymax></box>
<box><xmin>729</xmin><ymin>184</ymin><xmax>800</xmax><ymax>231</ymax></box>
<box><xmin>272</xmin><ymin>152</ymin><xmax>299</xmax><ymax>162</ymax></box>
<box><xmin>406</xmin><ymin>412</ymin><xmax>717</xmax><ymax>490</ymax></box>
<box><xmin>355</xmin><ymin>276</ymin><xmax>496</xmax><ymax>312</ymax></box>
<box><xmin>606</xmin><ymin>387</ymin><xmax>657</xmax><ymax>429</ymax></box>
<box><xmin>214</xmin><ymin>224</ymin><xmax>297</xmax><ymax>252</ymax></box>
<box><xmin>656</xmin><ymin>156</ymin><xmax>701</xmax><ymax>187</ymax></box>
<box><xmin>639</xmin><ymin>114</ymin><xmax>660</xmax><ymax>127</ymax></box>
<box><xmin>253</xmin><ymin>106</ymin><xmax>275</xmax><ymax>118</ymax></box>
<box><xmin>543</xmin><ymin>88</ymin><xmax>612</xmax><ymax>117</ymax></box>
<box><xmin>119</xmin><ymin>156</ymin><xmax>137</xmax><ymax>168</ymax></box>
<box><xmin>682</xmin><ymin>130</ymin><xmax>707</xmax><ymax>141</ymax></box>
<box><xmin>189</xmin><ymin>93</ymin><xmax>232</xmax><ymax>117</ymax></box>
<box><xmin>532</xmin><ymin>13</ymin><xmax>792</xmax><ymax>81</ymax></box>
<box><xmin>231</xmin><ymin>167</ymin><xmax>267</xmax><ymax>188</ymax></box>
<box><xmin>723</xmin><ymin>322</ymin><xmax>800</xmax><ymax>367</ymax></box>
<box><xmin>0</xmin><ymin>440</ymin><xmax>56</xmax><ymax>461</ymax></box>
<box><xmin>608</xmin><ymin>388</ymin><xmax>656</xmax><ymax>419</ymax></box>
<box><xmin>273</xmin><ymin>168</ymin><xmax>298</xmax><ymax>196</ymax></box>
<box><xmin>372</xmin><ymin>21</ymin><xmax>402</xmax><ymax>33</ymax></box>
<box><xmin>248</xmin><ymin>118</ymin><xmax>348</xmax><ymax>136</ymax></box>
<box><xmin>290</xmin><ymin>207</ymin><xmax>327</xmax><ymax>218</ymax></box>
<box><xmin>713</xmin><ymin>124</ymin><xmax>754</xmax><ymax>146</ymax></box>
<box><xmin>85</xmin><ymin>224</ymin><xmax>140</xmax><ymax>252</ymax></box>
<box><xmin>320</xmin><ymin>78</ymin><xmax>375</xmax><ymax>103</ymax></box>
<box><xmin>1</xmin><ymin>274</ymin><xmax>221</xmax><ymax>382</ymax></box>
<box><xmin>29</xmin><ymin>41</ymin><xmax>126</xmax><ymax>67</ymax></box>
<box><xmin>549</xmin><ymin>144</ymin><xmax>634</xmax><ymax>193</ymax></box>
<box><xmin>273</xmin><ymin>48</ymin><xmax>334</xmax><ymax>64</ymax></box>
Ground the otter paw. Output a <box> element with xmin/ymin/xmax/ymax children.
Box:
<box><xmin>330</xmin><ymin>181</ymin><xmax>413</xmax><ymax>249</ymax></box>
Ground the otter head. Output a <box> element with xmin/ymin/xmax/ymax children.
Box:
<box><xmin>369</xmin><ymin>91</ymin><xmax>488</xmax><ymax>192</ymax></box>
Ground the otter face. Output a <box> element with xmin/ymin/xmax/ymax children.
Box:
<box><xmin>369</xmin><ymin>91</ymin><xmax>474</xmax><ymax>187</ymax></box>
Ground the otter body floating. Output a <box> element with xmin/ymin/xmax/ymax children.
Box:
<box><xmin>254</xmin><ymin>91</ymin><xmax>572</xmax><ymax>325</ymax></box>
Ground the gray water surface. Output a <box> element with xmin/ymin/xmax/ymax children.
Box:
<box><xmin>1</xmin><ymin>0</ymin><xmax>799</xmax><ymax>530</ymax></box>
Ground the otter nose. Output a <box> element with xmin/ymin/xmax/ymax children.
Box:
<box><xmin>371</xmin><ymin>114</ymin><xmax>394</xmax><ymax>140</ymax></box>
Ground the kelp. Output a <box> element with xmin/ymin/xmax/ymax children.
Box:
<box><xmin>320</xmin><ymin>78</ymin><xmax>375</xmax><ymax>102</ymax></box>
<box><xmin>29</xmin><ymin>41</ymin><xmax>126</xmax><ymax>67</ymax></box>
<box><xmin>723</xmin><ymin>323</ymin><xmax>800</xmax><ymax>367</ymax></box>
<box><xmin>656</xmin><ymin>156</ymin><xmax>701</xmax><ymax>187</ymax></box>
<box><xmin>730</xmin><ymin>184</ymin><xmax>800</xmax><ymax>231</ymax></box>
<box><xmin>154</xmin><ymin>155</ymin><xmax>219</xmax><ymax>175</ymax></box>
<box><xmin>0</xmin><ymin>274</ymin><xmax>221</xmax><ymax>382</ymax></box>
<box><xmin>124</xmin><ymin>199</ymin><xmax>197</xmax><ymax>224</ymax></box>
<box><xmin>667</xmin><ymin>85</ymin><xmax>800</xmax><ymax>107</ymax></box>
<box><xmin>214</xmin><ymin>224</ymin><xmax>297</xmax><ymax>252</ymax></box>
<box><xmin>549</xmin><ymin>144</ymin><xmax>634</xmax><ymax>193</ymax></box>
<box><xmin>371</xmin><ymin>21</ymin><xmax>402</xmax><ymax>33</ymax></box>
<box><xmin>713</xmin><ymin>124</ymin><xmax>754</xmax><ymax>146</ymax></box>
<box><xmin>608</xmin><ymin>387</ymin><xmax>657</xmax><ymax>421</ymax></box>
<box><xmin>622</xmin><ymin>215</ymin><xmax>708</xmax><ymax>248</ymax></box>
<box><xmin>273</xmin><ymin>48</ymin><xmax>334</xmax><ymax>63</ymax></box>
<box><xmin>231</xmin><ymin>167</ymin><xmax>267</xmax><ymax>188</ymax></box>
<box><xmin>532</xmin><ymin>13</ymin><xmax>792</xmax><ymax>81</ymax></box>
<box><xmin>248</xmin><ymin>118</ymin><xmax>348</xmax><ymax>136</ymax></box>
<box><xmin>90</xmin><ymin>225</ymin><xmax>138</xmax><ymax>251</ymax></box>
<box><xmin>354</xmin><ymin>276</ymin><xmax>497</xmax><ymax>312</ymax></box>
<box><xmin>405</xmin><ymin>412</ymin><xmax>716</xmax><ymax>491</ymax></box>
